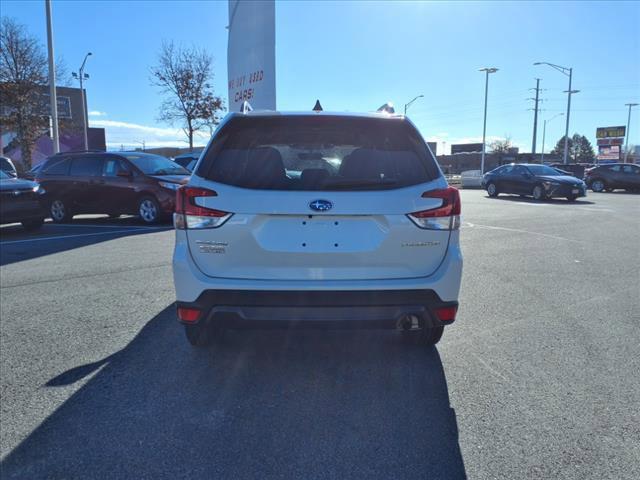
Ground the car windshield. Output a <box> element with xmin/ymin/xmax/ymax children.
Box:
<box><xmin>123</xmin><ymin>153</ymin><xmax>189</xmax><ymax>175</ymax></box>
<box><xmin>199</xmin><ymin>116</ymin><xmax>438</xmax><ymax>190</ymax></box>
<box><xmin>527</xmin><ymin>165</ymin><xmax>563</xmax><ymax>176</ymax></box>
<box><xmin>0</xmin><ymin>170</ymin><xmax>9</xmax><ymax>179</ymax></box>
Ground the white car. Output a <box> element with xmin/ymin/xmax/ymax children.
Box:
<box><xmin>172</xmin><ymin>110</ymin><xmax>463</xmax><ymax>347</ymax></box>
<box><xmin>460</xmin><ymin>170</ymin><xmax>483</xmax><ymax>188</ymax></box>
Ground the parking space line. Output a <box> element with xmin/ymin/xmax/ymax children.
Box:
<box><xmin>470</xmin><ymin>223</ymin><xmax>583</xmax><ymax>243</ymax></box>
<box><xmin>0</xmin><ymin>228</ymin><xmax>171</xmax><ymax>246</ymax></box>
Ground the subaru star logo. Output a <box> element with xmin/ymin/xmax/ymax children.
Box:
<box><xmin>309</xmin><ymin>199</ymin><xmax>333</xmax><ymax>212</ymax></box>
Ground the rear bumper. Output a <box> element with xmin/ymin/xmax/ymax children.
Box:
<box><xmin>176</xmin><ymin>289</ymin><xmax>458</xmax><ymax>329</ymax></box>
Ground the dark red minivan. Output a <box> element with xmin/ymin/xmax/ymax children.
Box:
<box><xmin>35</xmin><ymin>151</ymin><xmax>190</xmax><ymax>224</ymax></box>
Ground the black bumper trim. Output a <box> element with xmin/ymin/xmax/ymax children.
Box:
<box><xmin>176</xmin><ymin>289</ymin><xmax>458</xmax><ymax>329</ymax></box>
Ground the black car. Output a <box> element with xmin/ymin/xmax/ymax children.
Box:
<box><xmin>0</xmin><ymin>170</ymin><xmax>46</xmax><ymax>230</ymax></box>
<box><xmin>482</xmin><ymin>163</ymin><xmax>587</xmax><ymax>201</ymax></box>
<box><xmin>35</xmin><ymin>151</ymin><xmax>190</xmax><ymax>223</ymax></box>
<box><xmin>584</xmin><ymin>163</ymin><xmax>640</xmax><ymax>192</ymax></box>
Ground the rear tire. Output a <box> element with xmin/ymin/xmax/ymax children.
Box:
<box><xmin>487</xmin><ymin>182</ymin><xmax>499</xmax><ymax>197</ymax></box>
<box><xmin>50</xmin><ymin>199</ymin><xmax>73</xmax><ymax>223</ymax></box>
<box><xmin>566</xmin><ymin>195</ymin><xmax>578</xmax><ymax>202</ymax></box>
<box><xmin>21</xmin><ymin>218</ymin><xmax>44</xmax><ymax>231</ymax></box>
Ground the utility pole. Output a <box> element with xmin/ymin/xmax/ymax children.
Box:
<box><xmin>530</xmin><ymin>78</ymin><xmax>541</xmax><ymax>154</ymax></box>
<box><xmin>534</xmin><ymin>62</ymin><xmax>578</xmax><ymax>164</ymax></box>
<box><xmin>624</xmin><ymin>103</ymin><xmax>638</xmax><ymax>163</ymax></box>
<box><xmin>479</xmin><ymin>67</ymin><xmax>499</xmax><ymax>174</ymax></box>
<box><xmin>45</xmin><ymin>0</ymin><xmax>59</xmax><ymax>153</ymax></box>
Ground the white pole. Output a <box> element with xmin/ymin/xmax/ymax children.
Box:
<box><xmin>45</xmin><ymin>0</ymin><xmax>59</xmax><ymax>153</ymax></box>
<box><xmin>562</xmin><ymin>68</ymin><xmax>572</xmax><ymax>165</ymax></box>
<box><xmin>481</xmin><ymin>71</ymin><xmax>489</xmax><ymax>174</ymax></box>
<box><xmin>624</xmin><ymin>103</ymin><xmax>638</xmax><ymax>163</ymax></box>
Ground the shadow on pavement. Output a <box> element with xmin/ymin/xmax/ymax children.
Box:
<box><xmin>486</xmin><ymin>194</ymin><xmax>595</xmax><ymax>205</ymax></box>
<box><xmin>0</xmin><ymin>216</ymin><xmax>172</xmax><ymax>267</ymax></box>
<box><xmin>2</xmin><ymin>306</ymin><xmax>466</xmax><ymax>479</ymax></box>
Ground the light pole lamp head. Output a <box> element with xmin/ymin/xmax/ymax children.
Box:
<box><xmin>72</xmin><ymin>72</ymin><xmax>78</xmax><ymax>79</ymax></box>
<box><xmin>479</xmin><ymin>67</ymin><xmax>499</xmax><ymax>74</ymax></box>
<box><xmin>626</xmin><ymin>103</ymin><xmax>639</xmax><ymax>107</ymax></box>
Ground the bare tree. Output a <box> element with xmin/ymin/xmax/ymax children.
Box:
<box><xmin>150</xmin><ymin>41</ymin><xmax>224</xmax><ymax>150</ymax></box>
<box><xmin>489</xmin><ymin>136</ymin><xmax>513</xmax><ymax>154</ymax></box>
<box><xmin>0</xmin><ymin>17</ymin><xmax>49</xmax><ymax>167</ymax></box>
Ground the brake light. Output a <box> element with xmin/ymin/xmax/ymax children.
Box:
<box><xmin>177</xmin><ymin>307</ymin><xmax>201</xmax><ymax>323</ymax></box>
<box><xmin>174</xmin><ymin>186</ymin><xmax>232</xmax><ymax>229</ymax></box>
<box><xmin>407</xmin><ymin>186</ymin><xmax>461</xmax><ymax>230</ymax></box>
<box><xmin>435</xmin><ymin>305</ymin><xmax>458</xmax><ymax>323</ymax></box>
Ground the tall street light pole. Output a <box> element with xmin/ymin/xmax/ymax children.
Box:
<box><xmin>540</xmin><ymin>112</ymin><xmax>563</xmax><ymax>163</ymax></box>
<box><xmin>73</xmin><ymin>52</ymin><xmax>92</xmax><ymax>151</ymax></box>
<box><xmin>534</xmin><ymin>62</ymin><xmax>577</xmax><ymax>165</ymax></box>
<box><xmin>404</xmin><ymin>94</ymin><xmax>424</xmax><ymax>116</ymax></box>
<box><xmin>45</xmin><ymin>0</ymin><xmax>59</xmax><ymax>154</ymax></box>
<box><xmin>530</xmin><ymin>78</ymin><xmax>541</xmax><ymax>154</ymax></box>
<box><xmin>479</xmin><ymin>67</ymin><xmax>498</xmax><ymax>174</ymax></box>
<box><xmin>624</xmin><ymin>103</ymin><xmax>638</xmax><ymax>163</ymax></box>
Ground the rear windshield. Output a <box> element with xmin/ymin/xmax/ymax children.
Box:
<box><xmin>198</xmin><ymin>116</ymin><xmax>439</xmax><ymax>190</ymax></box>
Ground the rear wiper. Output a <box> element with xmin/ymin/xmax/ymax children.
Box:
<box><xmin>324</xmin><ymin>178</ymin><xmax>398</xmax><ymax>190</ymax></box>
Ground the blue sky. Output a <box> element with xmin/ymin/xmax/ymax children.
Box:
<box><xmin>3</xmin><ymin>0</ymin><xmax>639</xmax><ymax>153</ymax></box>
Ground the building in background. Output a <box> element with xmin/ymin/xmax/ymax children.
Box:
<box><xmin>0</xmin><ymin>85</ymin><xmax>106</xmax><ymax>168</ymax></box>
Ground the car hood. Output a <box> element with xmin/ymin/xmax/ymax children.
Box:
<box><xmin>0</xmin><ymin>177</ymin><xmax>38</xmax><ymax>192</ymax></box>
<box><xmin>149</xmin><ymin>175</ymin><xmax>190</xmax><ymax>184</ymax></box>
<box><xmin>538</xmin><ymin>175</ymin><xmax>582</xmax><ymax>184</ymax></box>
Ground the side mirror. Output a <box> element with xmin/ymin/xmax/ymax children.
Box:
<box><xmin>116</xmin><ymin>169</ymin><xmax>132</xmax><ymax>177</ymax></box>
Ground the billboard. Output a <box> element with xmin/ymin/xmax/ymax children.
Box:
<box><xmin>596</xmin><ymin>126</ymin><xmax>626</xmax><ymax>139</ymax></box>
<box><xmin>0</xmin><ymin>94</ymin><xmax>72</xmax><ymax>119</ymax></box>
<box><xmin>597</xmin><ymin>145</ymin><xmax>620</xmax><ymax>161</ymax></box>
<box><xmin>227</xmin><ymin>0</ymin><xmax>276</xmax><ymax>112</ymax></box>
<box><xmin>451</xmin><ymin>143</ymin><xmax>483</xmax><ymax>154</ymax></box>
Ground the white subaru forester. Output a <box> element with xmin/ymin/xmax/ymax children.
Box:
<box><xmin>172</xmin><ymin>110</ymin><xmax>462</xmax><ymax>347</ymax></box>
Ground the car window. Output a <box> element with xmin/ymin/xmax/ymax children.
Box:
<box><xmin>499</xmin><ymin>165</ymin><xmax>514</xmax><ymax>175</ymax></box>
<box><xmin>608</xmin><ymin>165</ymin><xmax>621</xmax><ymax>172</ymax></box>
<box><xmin>70</xmin><ymin>156</ymin><xmax>103</xmax><ymax>177</ymax></box>
<box><xmin>526</xmin><ymin>164</ymin><xmax>561</xmax><ymax>176</ymax></box>
<box><xmin>0</xmin><ymin>169</ymin><xmax>9</xmax><ymax>179</ymax></box>
<box><xmin>0</xmin><ymin>158</ymin><xmax>13</xmax><ymax>172</ymax></box>
<box><xmin>199</xmin><ymin>115</ymin><xmax>439</xmax><ymax>191</ymax></box>
<box><xmin>42</xmin><ymin>157</ymin><xmax>71</xmax><ymax>176</ymax></box>
<box><xmin>123</xmin><ymin>153</ymin><xmax>189</xmax><ymax>175</ymax></box>
<box><xmin>104</xmin><ymin>158</ymin><xmax>130</xmax><ymax>177</ymax></box>
<box><xmin>622</xmin><ymin>165</ymin><xmax>638</xmax><ymax>174</ymax></box>
<box><xmin>513</xmin><ymin>165</ymin><xmax>527</xmax><ymax>175</ymax></box>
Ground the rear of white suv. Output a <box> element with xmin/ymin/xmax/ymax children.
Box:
<box><xmin>172</xmin><ymin>112</ymin><xmax>462</xmax><ymax>347</ymax></box>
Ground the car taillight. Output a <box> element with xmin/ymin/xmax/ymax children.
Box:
<box><xmin>177</xmin><ymin>307</ymin><xmax>201</xmax><ymax>323</ymax></box>
<box><xmin>174</xmin><ymin>186</ymin><xmax>232</xmax><ymax>230</ymax></box>
<box><xmin>435</xmin><ymin>305</ymin><xmax>458</xmax><ymax>323</ymax></box>
<box><xmin>407</xmin><ymin>186</ymin><xmax>461</xmax><ymax>230</ymax></box>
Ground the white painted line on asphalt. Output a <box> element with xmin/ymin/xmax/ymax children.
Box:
<box><xmin>0</xmin><ymin>228</ymin><xmax>170</xmax><ymax>246</ymax></box>
<box><xmin>470</xmin><ymin>223</ymin><xmax>583</xmax><ymax>243</ymax></box>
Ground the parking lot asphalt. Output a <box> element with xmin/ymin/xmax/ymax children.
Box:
<box><xmin>1</xmin><ymin>191</ymin><xmax>639</xmax><ymax>479</ymax></box>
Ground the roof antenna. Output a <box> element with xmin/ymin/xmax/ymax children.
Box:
<box><xmin>240</xmin><ymin>101</ymin><xmax>253</xmax><ymax>114</ymax></box>
<box><xmin>377</xmin><ymin>102</ymin><xmax>395</xmax><ymax>114</ymax></box>
<box><xmin>313</xmin><ymin>100</ymin><xmax>323</xmax><ymax>112</ymax></box>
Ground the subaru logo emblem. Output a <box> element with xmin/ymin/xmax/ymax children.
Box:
<box><xmin>309</xmin><ymin>199</ymin><xmax>333</xmax><ymax>212</ymax></box>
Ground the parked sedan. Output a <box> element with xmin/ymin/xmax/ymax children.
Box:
<box><xmin>584</xmin><ymin>163</ymin><xmax>640</xmax><ymax>192</ymax></box>
<box><xmin>482</xmin><ymin>163</ymin><xmax>587</xmax><ymax>201</ymax></box>
<box><xmin>0</xmin><ymin>170</ymin><xmax>46</xmax><ymax>230</ymax></box>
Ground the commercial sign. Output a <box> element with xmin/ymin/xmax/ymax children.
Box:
<box><xmin>596</xmin><ymin>126</ymin><xmax>626</xmax><ymax>139</ymax></box>
<box><xmin>0</xmin><ymin>95</ymin><xmax>72</xmax><ymax>119</ymax></box>
<box><xmin>227</xmin><ymin>0</ymin><xmax>276</xmax><ymax>112</ymax></box>
<box><xmin>451</xmin><ymin>143</ymin><xmax>483</xmax><ymax>154</ymax></box>
<box><xmin>596</xmin><ymin>125</ymin><xmax>625</xmax><ymax>161</ymax></box>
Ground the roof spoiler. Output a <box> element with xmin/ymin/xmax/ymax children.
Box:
<box><xmin>239</xmin><ymin>101</ymin><xmax>253</xmax><ymax>114</ymax></box>
<box><xmin>376</xmin><ymin>102</ymin><xmax>395</xmax><ymax>114</ymax></box>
